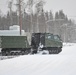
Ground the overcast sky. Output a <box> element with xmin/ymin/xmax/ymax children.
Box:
<box><xmin>0</xmin><ymin>0</ymin><xmax>76</xmax><ymax>22</ymax></box>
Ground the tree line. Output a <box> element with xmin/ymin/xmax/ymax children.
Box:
<box><xmin>0</xmin><ymin>9</ymin><xmax>76</xmax><ymax>42</ymax></box>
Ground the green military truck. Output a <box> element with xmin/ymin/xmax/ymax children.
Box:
<box><xmin>0</xmin><ymin>33</ymin><xmax>63</xmax><ymax>55</ymax></box>
<box><xmin>31</xmin><ymin>33</ymin><xmax>63</xmax><ymax>54</ymax></box>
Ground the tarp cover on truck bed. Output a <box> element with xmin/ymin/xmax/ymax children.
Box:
<box><xmin>0</xmin><ymin>36</ymin><xmax>29</xmax><ymax>48</ymax></box>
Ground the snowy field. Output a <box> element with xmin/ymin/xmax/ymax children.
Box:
<box><xmin>0</xmin><ymin>43</ymin><xmax>76</xmax><ymax>75</ymax></box>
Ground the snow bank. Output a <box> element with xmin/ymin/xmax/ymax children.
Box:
<box><xmin>61</xmin><ymin>43</ymin><xmax>76</xmax><ymax>55</ymax></box>
<box><xmin>9</xmin><ymin>25</ymin><xmax>20</xmax><ymax>30</ymax></box>
<box><xmin>63</xmin><ymin>43</ymin><xmax>75</xmax><ymax>47</ymax></box>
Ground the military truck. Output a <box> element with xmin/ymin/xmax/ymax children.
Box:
<box><xmin>31</xmin><ymin>33</ymin><xmax>63</xmax><ymax>54</ymax></box>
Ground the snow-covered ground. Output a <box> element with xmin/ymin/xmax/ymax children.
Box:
<box><xmin>0</xmin><ymin>43</ymin><xmax>76</xmax><ymax>75</ymax></box>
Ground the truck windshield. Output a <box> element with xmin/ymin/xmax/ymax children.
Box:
<box><xmin>45</xmin><ymin>33</ymin><xmax>53</xmax><ymax>39</ymax></box>
<box><xmin>54</xmin><ymin>35</ymin><xmax>60</xmax><ymax>41</ymax></box>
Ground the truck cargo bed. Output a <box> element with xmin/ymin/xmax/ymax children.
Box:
<box><xmin>0</xmin><ymin>36</ymin><xmax>29</xmax><ymax>48</ymax></box>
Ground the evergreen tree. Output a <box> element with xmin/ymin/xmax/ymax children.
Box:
<box><xmin>38</xmin><ymin>9</ymin><xmax>46</xmax><ymax>32</ymax></box>
<box><xmin>59</xmin><ymin>10</ymin><xmax>65</xmax><ymax>19</ymax></box>
<box><xmin>55</xmin><ymin>12</ymin><xmax>59</xmax><ymax>19</ymax></box>
<box><xmin>49</xmin><ymin>10</ymin><xmax>53</xmax><ymax>20</ymax></box>
<box><xmin>23</xmin><ymin>13</ymin><xmax>31</xmax><ymax>32</ymax></box>
<box><xmin>6</xmin><ymin>11</ymin><xmax>11</xmax><ymax>29</ymax></box>
<box><xmin>0</xmin><ymin>14</ymin><xmax>1</xmax><ymax>29</ymax></box>
<box><xmin>12</xmin><ymin>11</ymin><xmax>18</xmax><ymax>25</ymax></box>
<box><xmin>45</xmin><ymin>11</ymin><xmax>49</xmax><ymax>21</ymax></box>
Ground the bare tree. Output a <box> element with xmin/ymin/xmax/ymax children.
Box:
<box><xmin>35</xmin><ymin>0</ymin><xmax>45</xmax><ymax>32</ymax></box>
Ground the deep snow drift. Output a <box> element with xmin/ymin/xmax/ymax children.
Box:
<box><xmin>0</xmin><ymin>43</ymin><xmax>76</xmax><ymax>75</ymax></box>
